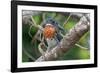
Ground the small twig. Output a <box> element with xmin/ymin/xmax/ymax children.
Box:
<box><xmin>59</xmin><ymin>31</ymin><xmax>65</xmax><ymax>37</ymax></box>
<box><xmin>28</xmin><ymin>20</ymin><xmax>43</xmax><ymax>31</ymax></box>
<box><xmin>31</xmin><ymin>16</ymin><xmax>37</xmax><ymax>25</ymax></box>
<box><xmin>31</xmin><ymin>13</ymin><xmax>45</xmax><ymax>43</ymax></box>
<box><xmin>75</xmin><ymin>44</ymin><xmax>88</xmax><ymax>50</ymax></box>
<box><xmin>63</xmin><ymin>13</ymin><xmax>72</xmax><ymax>27</ymax></box>
<box><xmin>28</xmin><ymin>16</ymin><xmax>40</xmax><ymax>38</ymax></box>
<box><xmin>28</xmin><ymin>24</ymin><xmax>33</xmax><ymax>38</ymax></box>
<box><xmin>42</xmin><ymin>13</ymin><xmax>46</xmax><ymax>21</ymax></box>
<box><xmin>23</xmin><ymin>48</ymin><xmax>36</xmax><ymax>61</ymax></box>
<box><xmin>31</xmin><ymin>30</ymin><xmax>42</xmax><ymax>42</ymax></box>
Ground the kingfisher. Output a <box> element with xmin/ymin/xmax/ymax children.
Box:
<box><xmin>42</xmin><ymin>17</ymin><xmax>65</xmax><ymax>52</ymax></box>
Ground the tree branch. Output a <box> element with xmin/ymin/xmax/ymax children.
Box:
<box><xmin>35</xmin><ymin>16</ymin><xmax>90</xmax><ymax>62</ymax></box>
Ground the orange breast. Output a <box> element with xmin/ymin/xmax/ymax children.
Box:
<box><xmin>43</xmin><ymin>26</ymin><xmax>56</xmax><ymax>39</ymax></box>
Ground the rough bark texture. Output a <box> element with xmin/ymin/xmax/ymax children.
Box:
<box><xmin>36</xmin><ymin>16</ymin><xmax>90</xmax><ymax>62</ymax></box>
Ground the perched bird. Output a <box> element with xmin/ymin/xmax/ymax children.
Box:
<box><xmin>42</xmin><ymin>17</ymin><xmax>65</xmax><ymax>52</ymax></box>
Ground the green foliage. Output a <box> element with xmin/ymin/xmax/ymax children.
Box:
<box><xmin>22</xmin><ymin>50</ymin><xmax>29</xmax><ymax>62</ymax></box>
<box><xmin>54</xmin><ymin>13</ymin><xmax>67</xmax><ymax>25</ymax></box>
<box><xmin>60</xmin><ymin>46</ymin><xmax>90</xmax><ymax>60</ymax></box>
<box><xmin>30</xmin><ymin>26</ymin><xmax>38</xmax><ymax>36</ymax></box>
<box><xmin>22</xmin><ymin>24</ymin><xmax>40</xmax><ymax>62</ymax></box>
<box><xmin>32</xmin><ymin>14</ymin><xmax>42</xmax><ymax>25</ymax></box>
<box><xmin>78</xmin><ymin>31</ymin><xmax>90</xmax><ymax>49</ymax></box>
<box><xmin>64</xmin><ymin>17</ymin><xmax>78</xmax><ymax>30</ymax></box>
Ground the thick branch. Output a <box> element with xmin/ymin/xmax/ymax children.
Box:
<box><xmin>36</xmin><ymin>16</ymin><xmax>90</xmax><ymax>62</ymax></box>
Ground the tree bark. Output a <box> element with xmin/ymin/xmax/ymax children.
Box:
<box><xmin>35</xmin><ymin>16</ymin><xmax>90</xmax><ymax>62</ymax></box>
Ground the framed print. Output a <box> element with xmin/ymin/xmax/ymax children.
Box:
<box><xmin>11</xmin><ymin>0</ymin><xmax>97</xmax><ymax>72</ymax></box>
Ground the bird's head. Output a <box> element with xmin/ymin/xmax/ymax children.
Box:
<box><xmin>43</xmin><ymin>23</ymin><xmax>56</xmax><ymax>39</ymax></box>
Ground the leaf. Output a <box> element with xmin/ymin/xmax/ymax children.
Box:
<box><xmin>64</xmin><ymin>17</ymin><xmax>78</xmax><ymax>30</ymax></box>
<box><xmin>30</xmin><ymin>26</ymin><xmax>38</xmax><ymax>36</ymax></box>
<box><xmin>78</xmin><ymin>31</ymin><xmax>90</xmax><ymax>49</ymax></box>
<box><xmin>32</xmin><ymin>14</ymin><xmax>42</xmax><ymax>25</ymax></box>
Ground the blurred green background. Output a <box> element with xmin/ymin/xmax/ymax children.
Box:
<box><xmin>22</xmin><ymin>11</ymin><xmax>90</xmax><ymax>62</ymax></box>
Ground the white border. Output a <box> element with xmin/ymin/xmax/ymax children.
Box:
<box><xmin>17</xmin><ymin>5</ymin><xmax>94</xmax><ymax>68</ymax></box>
